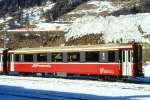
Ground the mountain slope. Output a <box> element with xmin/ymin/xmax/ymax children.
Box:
<box><xmin>0</xmin><ymin>0</ymin><xmax>48</xmax><ymax>17</ymax></box>
<box><xmin>62</xmin><ymin>0</ymin><xmax>150</xmax><ymax>44</ymax></box>
<box><xmin>0</xmin><ymin>0</ymin><xmax>88</xmax><ymax>29</ymax></box>
<box><xmin>0</xmin><ymin>0</ymin><xmax>150</xmax><ymax>48</ymax></box>
<box><xmin>66</xmin><ymin>13</ymin><xmax>150</xmax><ymax>44</ymax></box>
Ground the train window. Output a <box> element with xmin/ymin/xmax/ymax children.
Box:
<box><xmin>24</xmin><ymin>54</ymin><xmax>33</xmax><ymax>62</ymax></box>
<box><xmin>123</xmin><ymin>51</ymin><xmax>125</xmax><ymax>62</ymax></box>
<box><xmin>15</xmin><ymin>54</ymin><xmax>20</xmax><ymax>62</ymax></box>
<box><xmin>86</xmin><ymin>51</ymin><xmax>99</xmax><ymax>62</ymax></box>
<box><xmin>37</xmin><ymin>53</ymin><xmax>47</xmax><ymax>62</ymax></box>
<box><xmin>52</xmin><ymin>53</ymin><xmax>63</xmax><ymax>62</ymax></box>
<box><xmin>108</xmin><ymin>51</ymin><xmax>115</xmax><ymax>62</ymax></box>
<box><xmin>68</xmin><ymin>52</ymin><xmax>80</xmax><ymax>62</ymax></box>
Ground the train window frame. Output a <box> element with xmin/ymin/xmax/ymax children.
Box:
<box><xmin>67</xmin><ymin>52</ymin><xmax>80</xmax><ymax>62</ymax></box>
<box><xmin>85</xmin><ymin>51</ymin><xmax>99</xmax><ymax>62</ymax></box>
<box><xmin>23</xmin><ymin>54</ymin><xmax>34</xmax><ymax>62</ymax></box>
<box><xmin>0</xmin><ymin>54</ymin><xmax>1</xmax><ymax>62</ymax></box>
<box><xmin>52</xmin><ymin>52</ymin><xmax>63</xmax><ymax>62</ymax></box>
<box><xmin>10</xmin><ymin>54</ymin><xmax>14</xmax><ymax>62</ymax></box>
<box><xmin>80</xmin><ymin>52</ymin><xmax>85</xmax><ymax>62</ymax></box>
<box><xmin>47</xmin><ymin>53</ymin><xmax>52</xmax><ymax>62</ymax></box>
<box><xmin>63</xmin><ymin>52</ymin><xmax>67</xmax><ymax>62</ymax></box>
<box><xmin>115</xmin><ymin>51</ymin><xmax>119</xmax><ymax>62</ymax></box>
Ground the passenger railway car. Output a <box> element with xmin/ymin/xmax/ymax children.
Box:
<box><xmin>7</xmin><ymin>43</ymin><xmax>143</xmax><ymax>78</ymax></box>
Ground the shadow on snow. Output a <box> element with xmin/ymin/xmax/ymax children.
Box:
<box><xmin>0</xmin><ymin>85</ymin><xmax>149</xmax><ymax>100</ymax></box>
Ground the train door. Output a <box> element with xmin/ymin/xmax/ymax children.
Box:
<box><xmin>0</xmin><ymin>54</ymin><xmax>3</xmax><ymax>72</ymax></box>
<box><xmin>10</xmin><ymin>54</ymin><xmax>14</xmax><ymax>72</ymax></box>
<box><xmin>122</xmin><ymin>50</ymin><xmax>132</xmax><ymax>76</ymax></box>
<box><xmin>133</xmin><ymin>44</ymin><xmax>143</xmax><ymax>77</ymax></box>
<box><xmin>3</xmin><ymin>50</ymin><xmax>8</xmax><ymax>74</ymax></box>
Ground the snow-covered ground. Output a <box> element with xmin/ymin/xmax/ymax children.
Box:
<box><xmin>129</xmin><ymin>62</ymin><xmax>150</xmax><ymax>83</ymax></box>
<box><xmin>144</xmin><ymin>61</ymin><xmax>150</xmax><ymax>77</ymax></box>
<box><xmin>0</xmin><ymin>75</ymin><xmax>149</xmax><ymax>100</ymax></box>
<box><xmin>66</xmin><ymin>13</ymin><xmax>150</xmax><ymax>44</ymax></box>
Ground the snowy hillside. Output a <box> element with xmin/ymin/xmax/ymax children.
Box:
<box><xmin>21</xmin><ymin>1</ymin><xmax>55</xmax><ymax>25</ymax></box>
<box><xmin>66</xmin><ymin>13</ymin><xmax>150</xmax><ymax>43</ymax></box>
<box><xmin>62</xmin><ymin>0</ymin><xmax>150</xmax><ymax>44</ymax></box>
<box><xmin>0</xmin><ymin>0</ymin><xmax>55</xmax><ymax>29</ymax></box>
<box><xmin>58</xmin><ymin>0</ymin><xmax>124</xmax><ymax>21</ymax></box>
<box><xmin>1</xmin><ymin>0</ymin><xmax>150</xmax><ymax>45</ymax></box>
<box><xmin>0</xmin><ymin>0</ymin><xmax>88</xmax><ymax>29</ymax></box>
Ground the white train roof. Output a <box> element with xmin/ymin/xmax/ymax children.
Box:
<box><xmin>8</xmin><ymin>44</ymin><xmax>134</xmax><ymax>54</ymax></box>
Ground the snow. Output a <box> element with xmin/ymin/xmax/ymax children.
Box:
<box><xmin>35</xmin><ymin>23</ymin><xmax>70</xmax><ymax>32</ymax></box>
<box><xmin>42</xmin><ymin>1</ymin><xmax>55</xmax><ymax>12</ymax></box>
<box><xmin>20</xmin><ymin>1</ymin><xmax>55</xmax><ymax>25</ymax></box>
<box><xmin>66</xmin><ymin>13</ymin><xmax>150</xmax><ymax>43</ymax></box>
<box><xmin>144</xmin><ymin>62</ymin><xmax>150</xmax><ymax>77</ymax></box>
<box><xmin>129</xmin><ymin>62</ymin><xmax>150</xmax><ymax>83</ymax></box>
<box><xmin>87</xmin><ymin>1</ymin><xmax>122</xmax><ymax>13</ymax></box>
<box><xmin>0</xmin><ymin>17</ymin><xmax>13</xmax><ymax>25</ymax></box>
<box><xmin>0</xmin><ymin>1</ymin><xmax>55</xmax><ymax>27</ymax></box>
<box><xmin>68</xmin><ymin>1</ymin><xmax>122</xmax><ymax>15</ymax></box>
<box><xmin>5</xmin><ymin>17</ymin><xmax>13</xmax><ymax>21</ymax></box>
<box><xmin>0</xmin><ymin>75</ymin><xmax>149</xmax><ymax>100</ymax></box>
<box><xmin>0</xmin><ymin>19</ymin><xmax>4</xmax><ymax>24</ymax></box>
<box><xmin>3</xmin><ymin>23</ymin><xmax>70</xmax><ymax>32</ymax></box>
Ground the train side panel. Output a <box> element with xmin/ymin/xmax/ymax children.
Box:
<box><xmin>11</xmin><ymin>63</ymin><xmax>122</xmax><ymax>76</ymax></box>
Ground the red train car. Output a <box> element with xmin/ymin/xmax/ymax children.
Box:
<box><xmin>8</xmin><ymin>43</ymin><xmax>143</xmax><ymax>78</ymax></box>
